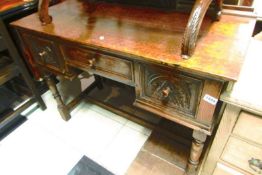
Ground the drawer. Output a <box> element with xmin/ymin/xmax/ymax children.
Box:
<box><xmin>135</xmin><ymin>64</ymin><xmax>203</xmax><ymax>118</ymax></box>
<box><xmin>222</xmin><ymin>137</ymin><xmax>262</xmax><ymax>175</ymax></box>
<box><xmin>213</xmin><ymin>163</ymin><xmax>244</xmax><ymax>175</ymax></box>
<box><xmin>233</xmin><ymin>112</ymin><xmax>262</xmax><ymax>145</ymax></box>
<box><xmin>60</xmin><ymin>45</ymin><xmax>134</xmax><ymax>84</ymax></box>
<box><xmin>22</xmin><ymin>33</ymin><xmax>65</xmax><ymax>73</ymax></box>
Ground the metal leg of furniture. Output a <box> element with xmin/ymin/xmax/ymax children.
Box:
<box><xmin>185</xmin><ymin>130</ymin><xmax>207</xmax><ymax>175</ymax></box>
<box><xmin>44</xmin><ymin>74</ymin><xmax>71</xmax><ymax>121</ymax></box>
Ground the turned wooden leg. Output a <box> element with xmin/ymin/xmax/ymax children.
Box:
<box><xmin>44</xmin><ymin>74</ymin><xmax>71</xmax><ymax>121</ymax></box>
<box><xmin>181</xmin><ymin>0</ymin><xmax>212</xmax><ymax>58</ymax></box>
<box><xmin>185</xmin><ymin>130</ymin><xmax>207</xmax><ymax>175</ymax></box>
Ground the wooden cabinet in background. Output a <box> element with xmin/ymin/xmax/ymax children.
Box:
<box><xmin>199</xmin><ymin>38</ymin><xmax>262</xmax><ymax>175</ymax></box>
<box><xmin>200</xmin><ymin>106</ymin><xmax>262</xmax><ymax>175</ymax></box>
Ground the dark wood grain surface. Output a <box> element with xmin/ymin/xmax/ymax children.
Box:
<box><xmin>10</xmin><ymin>2</ymin><xmax>257</xmax><ymax>174</ymax></box>
<box><xmin>11</xmin><ymin>0</ymin><xmax>255</xmax><ymax>81</ymax></box>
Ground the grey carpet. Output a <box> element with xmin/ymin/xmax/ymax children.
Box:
<box><xmin>68</xmin><ymin>155</ymin><xmax>114</xmax><ymax>175</ymax></box>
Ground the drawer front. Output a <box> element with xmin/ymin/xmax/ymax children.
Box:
<box><xmin>222</xmin><ymin>137</ymin><xmax>262</xmax><ymax>175</ymax></box>
<box><xmin>60</xmin><ymin>45</ymin><xmax>134</xmax><ymax>84</ymax></box>
<box><xmin>233</xmin><ymin>112</ymin><xmax>262</xmax><ymax>145</ymax></box>
<box><xmin>213</xmin><ymin>163</ymin><xmax>244</xmax><ymax>175</ymax></box>
<box><xmin>135</xmin><ymin>64</ymin><xmax>203</xmax><ymax>118</ymax></box>
<box><xmin>22</xmin><ymin>33</ymin><xmax>64</xmax><ymax>72</ymax></box>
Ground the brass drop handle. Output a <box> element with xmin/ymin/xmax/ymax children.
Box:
<box><xmin>162</xmin><ymin>87</ymin><xmax>171</xmax><ymax>98</ymax></box>
<box><xmin>38</xmin><ymin>50</ymin><xmax>48</xmax><ymax>63</ymax></box>
<box><xmin>39</xmin><ymin>46</ymin><xmax>51</xmax><ymax>56</ymax></box>
<box><xmin>39</xmin><ymin>50</ymin><xmax>47</xmax><ymax>57</ymax></box>
<box><xmin>88</xmin><ymin>58</ymin><xmax>96</xmax><ymax>67</ymax></box>
<box><xmin>248</xmin><ymin>158</ymin><xmax>262</xmax><ymax>174</ymax></box>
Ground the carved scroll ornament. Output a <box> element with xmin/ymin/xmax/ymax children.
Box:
<box><xmin>38</xmin><ymin>0</ymin><xmax>52</xmax><ymax>25</ymax></box>
<box><xmin>38</xmin><ymin>0</ymin><xmax>222</xmax><ymax>58</ymax></box>
<box><xmin>182</xmin><ymin>0</ymin><xmax>222</xmax><ymax>59</ymax></box>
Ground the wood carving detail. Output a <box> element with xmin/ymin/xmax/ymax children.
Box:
<box><xmin>181</xmin><ymin>0</ymin><xmax>221</xmax><ymax>59</ymax></box>
<box><xmin>142</xmin><ymin>67</ymin><xmax>203</xmax><ymax>116</ymax></box>
<box><xmin>146</xmin><ymin>74</ymin><xmax>192</xmax><ymax>109</ymax></box>
<box><xmin>38</xmin><ymin>0</ymin><xmax>52</xmax><ymax>25</ymax></box>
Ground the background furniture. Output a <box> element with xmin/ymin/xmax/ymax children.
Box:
<box><xmin>11</xmin><ymin>0</ymin><xmax>256</xmax><ymax>174</ymax></box>
<box><xmin>0</xmin><ymin>0</ymin><xmax>46</xmax><ymax>131</ymax></box>
<box><xmin>199</xmin><ymin>37</ymin><xmax>262</xmax><ymax>175</ymax></box>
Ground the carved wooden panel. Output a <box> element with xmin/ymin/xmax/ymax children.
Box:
<box><xmin>60</xmin><ymin>45</ymin><xmax>134</xmax><ymax>84</ymax></box>
<box><xmin>137</xmin><ymin>64</ymin><xmax>203</xmax><ymax>118</ymax></box>
<box><xmin>22</xmin><ymin>33</ymin><xmax>64</xmax><ymax>72</ymax></box>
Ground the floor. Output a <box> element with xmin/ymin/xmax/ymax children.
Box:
<box><xmin>126</xmin><ymin>119</ymin><xmax>193</xmax><ymax>175</ymax></box>
<box><xmin>0</xmin><ymin>76</ymin><xmax>191</xmax><ymax>175</ymax></box>
<box><xmin>0</xmin><ymin>77</ymin><xmax>152</xmax><ymax>175</ymax></box>
<box><xmin>127</xmin><ymin>132</ymin><xmax>188</xmax><ymax>175</ymax></box>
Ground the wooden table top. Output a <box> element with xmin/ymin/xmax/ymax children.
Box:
<box><xmin>11</xmin><ymin>0</ymin><xmax>256</xmax><ymax>81</ymax></box>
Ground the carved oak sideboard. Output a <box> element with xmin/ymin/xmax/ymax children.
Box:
<box><xmin>11</xmin><ymin>0</ymin><xmax>256</xmax><ymax>174</ymax></box>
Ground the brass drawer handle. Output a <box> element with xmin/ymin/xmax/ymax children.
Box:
<box><xmin>38</xmin><ymin>50</ymin><xmax>48</xmax><ymax>63</ymax></box>
<box><xmin>39</xmin><ymin>50</ymin><xmax>47</xmax><ymax>57</ymax></box>
<box><xmin>248</xmin><ymin>158</ymin><xmax>262</xmax><ymax>174</ymax></box>
<box><xmin>39</xmin><ymin>46</ymin><xmax>51</xmax><ymax>57</ymax></box>
<box><xmin>88</xmin><ymin>58</ymin><xmax>96</xmax><ymax>67</ymax></box>
<box><xmin>37</xmin><ymin>47</ymin><xmax>57</xmax><ymax>65</ymax></box>
<box><xmin>162</xmin><ymin>87</ymin><xmax>171</xmax><ymax>98</ymax></box>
